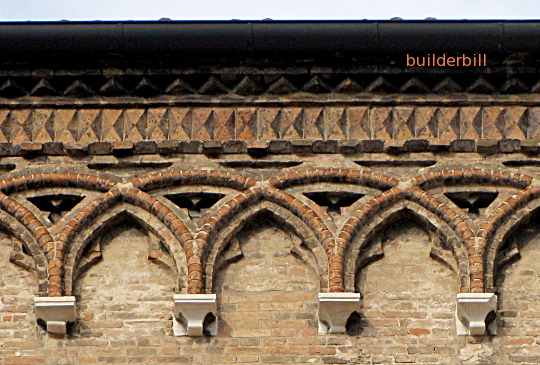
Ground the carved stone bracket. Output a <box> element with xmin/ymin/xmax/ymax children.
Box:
<box><xmin>33</xmin><ymin>296</ymin><xmax>77</xmax><ymax>335</ymax></box>
<box><xmin>318</xmin><ymin>292</ymin><xmax>360</xmax><ymax>334</ymax></box>
<box><xmin>172</xmin><ymin>294</ymin><xmax>217</xmax><ymax>337</ymax></box>
<box><xmin>456</xmin><ymin>293</ymin><xmax>497</xmax><ymax>336</ymax></box>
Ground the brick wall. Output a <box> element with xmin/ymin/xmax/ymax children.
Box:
<box><xmin>1</xmin><ymin>211</ymin><xmax>464</xmax><ymax>365</ymax></box>
<box><xmin>1</xmin><ymin>91</ymin><xmax>540</xmax><ymax>364</ymax></box>
<box><xmin>0</xmin><ymin>154</ymin><xmax>538</xmax><ymax>364</ymax></box>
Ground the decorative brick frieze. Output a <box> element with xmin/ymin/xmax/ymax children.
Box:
<box><xmin>7</xmin><ymin>21</ymin><xmax>540</xmax><ymax>364</ymax></box>
<box><xmin>1</xmin><ymin>72</ymin><xmax>540</xmax><ymax>99</ymax></box>
<box><xmin>0</xmin><ymin>105</ymin><xmax>538</xmax><ymax>149</ymax></box>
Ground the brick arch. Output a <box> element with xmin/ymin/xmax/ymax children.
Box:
<box><xmin>481</xmin><ymin>187</ymin><xmax>540</xmax><ymax>292</ymax></box>
<box><xmin>335</xmin><ymin>188</ymin><xmax>474</xmax><ymax>292</ymax></box>
<box><xmin>268</xmin><ymin>167</ymin><xmax>398</xmax><ymax>191</ymax></box>
<box><xmin>0</xmin><ymin>170</ymin><xmax>119</xmax><ymax>194</ymax></box>
<box><xmin>203</xmin><ymin>200</ymin><xmax>329</xmax><ymax>293</ymax></box>
<box><xmin>261</xmin><ymin>188</ymin><xmax>335</xmax><ymax>244</ymax></box>
<box><xmin>341</xmin><ymin>202</ymin><xmax>470</xmax><ymax>293</ymax></box>
<box><xmin>0</xmin><ymin>192</ymin><xmax>58</xmax><ymax>295</ymax></box>
<box><xmin>195</xmin><ymin>187</ymin><xmax>334</xmax><ymax>254</ymax></box>
<box><xmin>131</xmin><ymin>168</ymin><xmax>257</xmax><ymax>192</ymax></box>
<box><xmin>412</xmin><ymin>167</ymin><xmax>532</xmax><ymax>191</ymax></box>
<box><xmin>193</xmin><ymin>186</ymin><xmax>335</xmax><ymax>292</ymax></box>
<box><xmin>57</xmin><ymin>190</ymin><xmax>121</xmax><ymax>253</ymax></box>
<box><xmin>63</xmin><ymin>204</ymin><xmax>188</xmax><ymax>296</ymax></box>
<box><xmin>0</xmin><ymin>170</ymin><xmax>121</xmax><ymax>296</ymax></box>
<box><xmin>57</xmin><ymin>186</ymin><xmax>196</xmax><ymax>294</ymax></box>
<box><xmin>0</xmin><ymin>209</ymin><xmax>48</xmax><ymax>295</ymax></box>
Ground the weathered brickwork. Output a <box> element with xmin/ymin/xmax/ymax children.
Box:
<box><xmin>0</xmin><ymin>72</ymin><xmax>538</xmax><ymax>99</ymax></box>
<box><xmin>2</xmin><ymin>38</ymin><xmax>540</xmax><ymax>363</ymax></box>
<box><xmin>0</xmin><ymin>104</ymin><xmax>538</xmax><ymax>148</ymax></box>
<box><xmin>0</xmin><ymin>146</ymin><xmax>537</xmax><ymax>364</ymax></box>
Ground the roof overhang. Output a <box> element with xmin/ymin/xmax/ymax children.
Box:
<box><xmin>1</xmin><ymin>20</ymin><xmax>540</xmax><ymax>61</ymax></box>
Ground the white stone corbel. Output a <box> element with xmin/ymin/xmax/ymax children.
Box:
<box><xmin>456</xmin><ymin>293</ymin><xmax>497</xmax><ymax>336</ymax></box>
<box><xmin>33</xmin><ymin>296</ymin><xmax>76</xmax><ymax>335</ymax></box>
<box><xmin>318</xmin><ymin>292</ymin><xmax>360</xmax><ymax>334</ymax></box>
<box><xmin>173</xmin><ymin>294</ymin><xmax>217</xmax><ymax>336</ymax></box>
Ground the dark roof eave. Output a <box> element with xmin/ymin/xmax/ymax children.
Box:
<box><xmin>1</xmin><ymin>20</ymin><xmax>540</xmax><ymax>59</ymax></box>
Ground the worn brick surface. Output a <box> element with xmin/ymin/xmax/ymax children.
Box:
<box><xmin>2</xmin><ymin>103</ymin><xmax>540</xmax><ymax>364</ymax></box>
<box><xmin>0</xmin><ymin>106</ymin><xmax>538</xmax><ymax>149</ymax></box>
<box><xmin>4</xmin><ymin>35</ymin><xmax>540</xmax><ymax>364</ymax></box>
<box><xmin>0</xmin><ymin>190</ymin><xmax>530</xmax><ymax>364</ymax></box>
<box><xmin>489</xmin><ymin>209</ymin><xmax>540</xmax><ymax>364</ymax></box>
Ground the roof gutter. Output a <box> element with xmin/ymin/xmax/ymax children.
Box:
<box><xmin>0</xmin><ymin>20</ymin><xmax>540</xmax><ymax>58</ymax></box>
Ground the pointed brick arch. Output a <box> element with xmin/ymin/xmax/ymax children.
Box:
<box><xmin>194</xmin><ymin>186</ymin><xmax>334</xmax><ymax>293</ymax></box>
<box><xmin>481</xmin><ymin>187</ymin><xmax>540</xmax><ymax>292</ymax></box>
<box><xmin>0</xmin><ymin>209</ymin><xmax>48</xmax><ymax>294</ymax></box>
<box><xmin>0</xmin><ymin>192</ymin><xmax>58</xmax><ymax>294</ymax></box>
<box><xmin>203</xmin><ymin>200</ymin><xmax>329</xmax><ymax>293</ymax></box>
<box><xmin>57</xmin><ymin>186</ymin><xmax>196</xmax><ymax>294</ymax></box>
<box><xmin>63</xmin><ymin>204</ymin><xmax>188</xmax><ymax>295</ymax></box>
<box><xmin>342</xmin><ymin>202</ymin><xmax>470</xmax><ymax>293</ymax></box>
<box><xmin>334</xmin><ymin>188</ymin><xmax>473</xmax><ymax>292</ymax></box>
